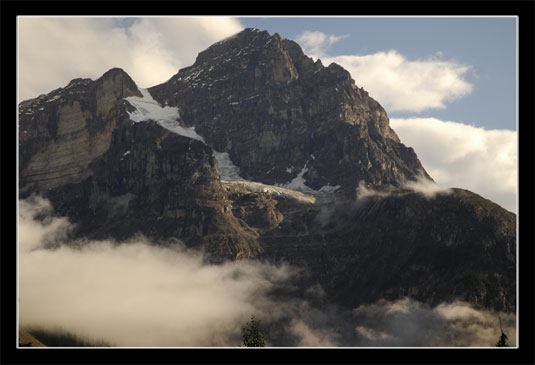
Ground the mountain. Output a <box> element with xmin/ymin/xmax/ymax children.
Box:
<box><xmin>18</xmin><ymin>28</ymin><xmax>516</xmax><ymax>312</ymax></box>
<box><xmin>149</xmin><ymin>28</ymin><xmax>429</xmax><ymax>195</ymax></box>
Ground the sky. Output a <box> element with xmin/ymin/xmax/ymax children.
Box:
<box><xmin>17</xmin><ymin>16</ymin><xmax>517</xmax><ymax>212</ymax></box>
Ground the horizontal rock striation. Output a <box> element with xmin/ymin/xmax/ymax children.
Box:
<box><xmin>19</xmin><ymin>68</ymin><xmax>142</xmax><ymax>194</ymax></box>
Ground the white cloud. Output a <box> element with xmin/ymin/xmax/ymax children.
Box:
<box><xmin>295</xmin><ymin>31</ymin><xmax>348</xmax><ymax>57</ymax></box>
<box><xmin>18</xmin><ymin>196</ymin><xmax>295</xmax><ymax>347</ymax></box>
<box><xmin>390</xmin><ymin>117</ymin><xmax>517</xmax><ymax>212</ymax></box>
<box><xmin>294</xmin><ymin>31</ymin><xmax>473</xmax><ymax>113</ymax></box>
<box><xmin>18</xmin><ymin>17</ymin><xmax>244</xmax><ymax>101</ymax></box>
<box><xmin>404</xmin><ymin>171</ymin><xmax>453</xmax><ymax>198</ymax></box>
<box><xmin>321</xmin><ymin>50</ymin><xmax>473</xmax><ymax>113</ymax></box>
<box><xmin>352</xmin><ymin>298</ymin><xmax>516</xmax><ymax>347</ymax></box>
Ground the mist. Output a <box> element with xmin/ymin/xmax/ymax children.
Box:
<box><xmin>403</xmin><ymin>171</ymin><xmax>453</xmax><ymax>198</ymax></box>
<box><xmin>19</xmin><ymin>196</ymin><xmax>515</xmax><ymax>347</ymax></box>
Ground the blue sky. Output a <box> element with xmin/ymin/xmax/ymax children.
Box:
<box><xmin>240</xmin><ymin>17</ymin><xmax>517</xmax><ymax>131</ymax></box>
<box><xmin>18</xmin><ymin>16</ymin><xmax>517</xmax><ymax>212</ymax></box>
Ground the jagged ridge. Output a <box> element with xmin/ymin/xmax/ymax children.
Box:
<box><xmin>149</xmin><ymin>28</ymin><xmax>430</xmax><ymax>195</ymax></box>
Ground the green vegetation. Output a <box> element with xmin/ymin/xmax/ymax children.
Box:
<box><xmin>241</xmin><ymin>315</ymin><xmax>265</xmax><ymax>347</ymax></box>
<box><xmin>27</xmin><ymin>327</ymin><xmax>112</xmax><ymax>347</ymax></box>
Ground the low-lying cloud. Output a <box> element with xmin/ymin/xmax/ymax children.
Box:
<box><xmin>353</xmin><ymin>298</ymin><xmax>516</xmax><ymax>347</ymax></box>
<box><xmin>19</xmin><ymin>196</ymin><xmax>295</xmax><ymax>347</ymax></box>
<box><xmin>19</xmin><ymin>196</ymin><xmax>515</xmax><ymax>347</ymax></box>
<box><xmin>295</xmin><ymin>31</ymin><xmax>473</xmax><ymax>113</ymax></box>
<box><xmin>403</xmin><ymin>171</ymin><xmax>453</xmax><ymax>198</ymax></box>
<box><xmin>390</xmin><ymin>117</ymin><xmax>517</xmax><ymax>213</ymax></box>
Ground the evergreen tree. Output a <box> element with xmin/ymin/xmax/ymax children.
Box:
<box><xmin>496</xmin><ymin>331</ymin><xmax>509</xmax><ymax>347</ymax></box>
<box><xmin>495</xmin><ymin>314</ymin><xmax>509</xmax><ymax>347</ymax></box>
<box><xmin>241</xmin><ymin>315</ymin><xmax>265</xmax><ymax>347</ymax></box>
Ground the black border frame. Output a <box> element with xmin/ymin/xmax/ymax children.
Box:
<box><xmin>2</xmin><ymin>1</ymin><xmax>534</xmax><ymax>364</ymax></box>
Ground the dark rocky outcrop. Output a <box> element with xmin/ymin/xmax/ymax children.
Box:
<box><xmin>259</xmin><ymin>188</ymin><xmax>516</xmax><ymax>311</ymax></box>
<box><xmin>149</xmin><ymin>28</ymin><xmax>429</xmax><ymax>195</ymax></box>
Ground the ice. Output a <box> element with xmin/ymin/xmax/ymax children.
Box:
<box><xmin>125</xmin><ymin>89</ymin><xmax>205</xmax><ymax>143</ymax></box>
<box><xmin>318</xmin><ymin>185</ymin><xmax>341</xmax><ymax>193</ymax></box>
<box><xmin>214</xmin><ymin>153</ymin><xmax>319</xmax><ymax>204</ymax></box>
<box><xmin>277</xmin><ymin>162</ymin><xmax>314</xmax><ymax>193</ymax></box>
<box><xmin>223</xmin><ymin>181</ymin><xmax>316</xmax><ymax>204</ymax></box>
<box><xmin>214</xmin><ymin>152</ymin><xmax>249</xmax><ymax>182</ymax></box>
<box><xmin>278</xmin><ymin>161</ymin><xmax>342</xmax><ymax>196</ymax></box>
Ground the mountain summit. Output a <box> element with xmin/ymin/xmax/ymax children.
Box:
<box><xmin>18</xmin><ymin>28</ymin><xmax>515</xmax><ymax>312</ymax></box>
<box><xmin>149</xmin><ymin>28</ymin><xmax>430</xmax><ymax>194</ymax></box>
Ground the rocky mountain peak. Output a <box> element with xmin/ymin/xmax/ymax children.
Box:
<box><xmin>18</xmin><ymin>67</ymin><xmax>142</xmax><ymax>195</ymax></box>
<box><xmin>149</xmin><ymin>28</ymin><xmax>427</xmax><ymax>193</ymax></box>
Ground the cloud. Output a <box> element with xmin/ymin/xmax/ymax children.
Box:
<box><xmin>355</xmin><ymin>181</ymin><xmax>390</xmax><ymax>199</ymax></box>
<box><xmin>289</xmin><ymin>319</ymin><xmax>339</xmax><ymax>347</ymax></box>
<box><xmin>295</xmin><ymin>30</ymin><xmax>473</xmax><ymax>113</ymax></box>
<box><xmin>352</xmin><ymin>298</ymin><xmax>516</xmax><ymax>347</ymax></box>
<box><xmin>390</xmin><ymin>118</ymin><xmax>517</xmax><ymax>212</ymax></box>
<box><xmin>18</xmin><ymin>17</ymin><xmax>244</xmax><ymax>101</ymax></box>
<box><xmin>18</xmin><ymin>196</ymin><xmax>296</xmax><ymax>347</ymax></box>
<box><xmin>295</xmin><ymin>31</ymin><xmax>348</xmax><ymax>57</ymax></box>
<box><xmin>404</xmin><ymin>171</ymin><xmax>453</xmax><ymax>198</ymax></box>
<box><xmin>18</xmin><ymin>195</ymin><xmax>73</xmax><ymax>252</ymax></box>
<box><xmin>323</xmin><ymin>51</ymin><xmax>473</xmax><ymax>113</ymax></box>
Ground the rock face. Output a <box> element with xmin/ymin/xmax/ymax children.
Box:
<box><xmin>18</xmin><ymin>28</ymin><xmax>516</xmax><ymax>313</ymax></box>
<box><xmin>19</xmin><ymin>68</ymin><xmax>261</xmax><ymax>260</ymax></box>
<box><xmin>260</xmin><ymin>188</ymin><xmax>516</xmax><ymax>311</ymax></box>
<box><xmin>19</xmin><ymin>68</ymin><xmax>142</xmax><ymax>194</ymax></box>
<box><xmin>149</xmin><ymin>28</ymin><xmax>429</xmax><ymax>194</ymax></box>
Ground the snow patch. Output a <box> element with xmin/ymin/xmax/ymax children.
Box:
<box><xmin>223</xmin><ymin>181</ymin><xmax>316</xmax><ymax>205</ymax></box>
<box><xmin>277</xmin><ymin>162</ymin><xmax>314</xmax><ymax>193</ymax></box>
<box><xmin>278</xmin><ymin>162</ymin><xmax>342</xmax><ymax>196</ymax></box>
<box><xmin>125</xmin><ymin>89</ymin><xmax>205</xmax><ymax>143</ymax></box>
<box><xmin>214</xmin><ymin>152</ymin><xmax>249</xmax><ymax>182</ymax></box>
<box><xmin>122</xmin><ymin>150</ymin><xmax>131</xmax><ymax>157</ymax></box>
<box><xmin>318</xmin><ymin>185</ymin><xmax>341</xmax><ymax>193</ymax></box>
